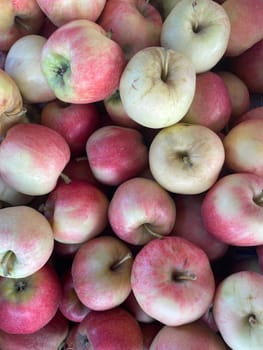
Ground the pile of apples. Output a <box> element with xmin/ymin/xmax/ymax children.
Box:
<box><xmin>0</xmin><ymin>0</ymin><xmax>263</xmax><ymax>349</ymax></box>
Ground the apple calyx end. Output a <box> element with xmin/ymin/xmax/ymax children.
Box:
<box><xmin>248</xmin><ymin>314</ymin><xmax>257</xmax><ymax>327</ymax></box>
<box><xmin>1</xmin><ymin>250</ymin><xmax>16</xmax><ymax>277</ymax></box>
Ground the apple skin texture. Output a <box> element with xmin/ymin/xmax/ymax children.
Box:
<box><xmin>40</xmin><ymin>19</ymin><xmax>126</xmax><ymax>104</ymax></box>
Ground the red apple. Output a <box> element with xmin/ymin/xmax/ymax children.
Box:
<box><xmin>43</xmin><ymin>179</ymin><xmax>109</xmax><ymax>244</ymax></box>
<box><xmin>0</xmin><ymin>123</ymin><xmax>70</xmax><ymax>196</ymax></box>
<box><xmin>41</xmin><ymin>99</ymin><xmax>100</xmax><ymax>156</ymax></box>
<box><xmin>86</xmin><ymin>125</ymin><xmax>148</xmax><ymax>186</ymax></box>
<box><xmin>0</xmin><ymin>205</ymin><xmax>54</xmax><ymax>278</ymax></box>
<box><xmin>131</xmin><ymin>236</ymin><xmax>215</xmax><ymax>326</ymax></box>
<box><xmin>72</xmin><ymin>235</ymin><xmax>133</xmax><ymax>311</ymax></box>
<box><xmin>40</xmin><ymin>19</ymin><xmax>126</xmax><ymax>104</ymax></box>
<box><xmin>0</xmin><ymin>263</ymin><xmax>62</xmax><ymax>334</ymax></box>
<box><xmin>108</xmin><ymin>177</ymin><xmax>176</xmax><ymax>245</ymax></box>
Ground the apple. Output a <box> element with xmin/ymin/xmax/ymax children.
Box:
<box><xmin>41</xmin><ymin>99</ymin><xmax>100</xmax><ymax>157</ymax></box>
<box><xmin>161</xmin><ymin>0</ymin><xmax>182</xmax><ymax>18</ymax></box>
<box><xmin>161</xmin><ymin>0</ymin><xmax>231</xmax><ymax>73</ymax></box>
<box><xmin>40</xmin><ymin>19</ymin><xmax>126</xmax><ymax>104</ymax></box>
<box><xmin>201</xmin><ymin>172</ymin><xmax>263</xmax><ymax>246</ymax></box>
<box><xmin>222</xmin><ymin>0</ymin><xmax>263</xmax><ymax>57</ymax></box>
<box><xmin>108</xmin><ymin>177</ymin><xmax>176</xmax><ymax>245</ymax></box>
<box><xmin>0</xmin><ymin>205</ymin><xmax>54</xmax><ymax>278</ymax></box>
<box><xmin>149</xmin><ymin>320</ymin><xmax>227</xmax><ymax>349</ymax></box>
<box><xmin>36</xmin><ymin>0</ymin><xmax>106</xmax><ymax>27</ymax></box>
<box><xmin>0</xmin><ymin>263</ymin><xmax>62</xmax><ymax>334</ymax></box>
<box><xmin>86</xmin><ymin>125</ymin><xmax>148</xmax><ymax>186</ymax></box>
<box><xmin>0</xmin><ymin>0</ymin><xmax>45</xmax><ymax>51</ymax></box>
<box><xmin>0</xmin><ymin>122</ymin><xmax>70</xmax><ymax>196</ymax></box>
<box><xmin>131</xmin><ymin>236</ymin><xmax>215</xmax><ymax>326</ymax></box>
<box><xmin>123</xmin><ymin>291</ymin><xmax>155</xmax><ymax>323</ymax></box>
<box><xmin>213</xmin><ymin>271</ymin><xmax>263</xmax><ymax>350</ymax></box>
<box><xmin>227</xmin><ymin>38</ymin><xmax>263</xmax><ymax>94</ymax></box>
<box><xmin>4</xmin><ymin>34</ymin><xmax>56</xmax><ymax>104</ymax></box>
<box><xmin>149</xmin><ymin>122</ymin><xmax>225</xmax><ymax>194</ymax></box>
<box><xmin>71</xmin><ymin>235</ymin><xmax>133</xmax><ymax>311</ymax></box>
<box><xmin>223</xmin><ymin>118</ymin><xmax>263</xmax><ymax>177</ymax></box>
<box><xmin>42</xmin><ymin>179</ymin><xmax>109</xmax><ymax>244</ymax></box>
<box><xmin>119</xmin><ymin>46</ymin><xmax>196</xmax><ymax>129</ymax></box>
<box><xmin>0</xmin><ymin>68</ymin><xmax>25</xmax><ymax>136</ymax></box>
<box><xmin>172</xmin><ymin>193</ymin><xmax>228</xmax><ymax>261</ymax></box>
<box><xmin>104</xmin><ymin>90</ymin><xmax>141</xmax><ymax>129</ymax></box>
<box><xmin>59</xmin><ymin>269</ymin><xmax>90</xmax><ymax>323</ymax></box>
<box><xmin>181</xmin><ymin>71</ymin><xmax>232</xmax><ymax>132</ymax></box>
<box><xmin>67</xmin><ymin>307</ymin><xmax>144</xmax><ymax>349</ymax></box>
<box><xmin>0</xmin><ymin>311</ymin><xmax>69</xmax><ymax>350</ymax></box>
<box><xmin>217</xmin><ymin>70</ymin><xmax>250</xmax><ymax>123</ymax></box>
<box><xmin>98</xmin><ymin>0</ymin><xmax>163</xmax><ymax>60</ymax></box>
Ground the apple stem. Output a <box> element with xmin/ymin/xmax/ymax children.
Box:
<box><xmin>111</xmin><ymin>252</ymin><xmax>133</xmax><ymax>270</ymax></box>
<box><xmin>106</xmin><ymin>28</ymin><xmax>113</xmax><ymax>39</ymax></box>
<box><xmin>161</xmin><ymin>48</ymin><xmax>169</xmax><ymax>82</ymax></box>
<box><xmin>174</xmin><ymin>272</ymin><xmax>197</xmax><ymax>281</ymax></box>
<box><xmin>4</xmin><ymin>106</ymin><xmax>27</xmax><ymax>119</ymax></box>
<box><xmin>75</xmin><ymin>156</ymin><xmax>88</xmax><ymax>162</ymax></box>
<box><xmin>60</xmin><ymin>172</ymin><xmax>71</xmax><ymax>184</ymax></box>
<box><xmin>14</xmin><ymin>16</ymin><xmax>32</xmax><ymax>33</ymax></box>
<box><xmin>248</xmin><ymin>314</ymin><xmax>257</xmax><ymax>326</ymax></box>
<box><xmin>144</xmin><ymin>224</ymin><xmax>164</xmax><ymax>239</ymax></box>
<box><xmin>141</xmin><ymin>0</ymin><xmax>150</xmax><ymax>16</ymax></box>
<box><xmin>1</xmin><ymin>250</ymin><xmax>16</xmax><ymax>277</ymax></box>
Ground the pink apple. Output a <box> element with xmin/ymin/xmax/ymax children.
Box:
<box><xmin>223</xmin><ymin>118</ymin><xmax>263</xmax><ymax>177</ymax></box>
<box><xmin>172</xmin><ymin>193</ymin><xmax>228</xmax><ymax>261</ymax></box>
<box><xmin>59</xmin><ymin>269</ymin><xmax>90</xmax><ymax>323</ymax></box>
<box><xmin>68</xmin><ymin>307</ymin><xmax>144</xmax><ymax>349</ymax></box>
<box><xmin>0</xmin><ymin>263</ymin><xmax>62</xmax><ymax>334</ymax></box>
<box><xmin>40</xmin><ymin>19</ymin><xmax>126</xmax><ymax>104</ymax></box>
<box><xmin>0</xmin><ymin>206</ymin><xmax>54</xmax><ymax>278</ymax></box>
<box><xmin>233</xmin><ymin>106</ymin><xmax>263</xmax><ymax>126</ymax></box>
<box><xmin>72</xmin><ymin>235</ymin><xmax>133</xmax><ymax>311</ymax></box>
<box><xmin>0</xmin><ymin>311</ymin><xmax>69</xmax><ymax>350</ymax></box>
<box><xmin>213</xmin><ymin>271</ymin><xmax>263</xmax><ymax>350</ymax></box>
<box><xmin>108</xmin><ymin>177</ymin><xmax>176</xmax><ymax>245</ymax></box>
<box><xmin>0</xmin><ymin>0</ymin><xmax>45</xmax><ymax>51</ymax></box>
<box><xmin>4</xmin><ymin>34</ymin><xmax>56</xmax><ymax>103</ymax></box>
<box><xmin>36</xmin><ymin>0</ymin><xmax>106</xmax><ymax>27</ymax></box>
<box><xmin>86</xmin><ymin>125</ymin><xmax>148</xmax><ymax>186</ymax></box>
<box><xmin>0</xmin><ymin>68</ymin><xmax>24</xmax><ymax>136</ymax></box>
<box><xmin>149</xmin><ymin>320</ymin><xmax>227</xmax><ymax>349</ymax></box>
<box><xmin>98</xmin><ymin>0</ymin><xmax>162</xmax><ymax>60</ymax></box>
<box><xmin>181</xmin><ymin>71</ymin><xmax>232</xmax><ymax>132</ymax></box>
<box><xmin>0</xmin><ymin>123</ymin><xmax>70</xmax><ymax>196</ymax></box>
<box><xmin>201</xmin><ymin>172</ymin><xmax>263</xmax><ymax>246</ymax></box>
<box><xmin>43</xmin><ymin>179</ymin><xmax>109</xmax><ymax>244</ymax></box>
<box><xmin>131</xmin><ymin>236</ymin><xmax>215</xmax><ymax>326</ymax></box>
<box><xmin>41</xmin><ymin>99</ymin><xmax>100</xmax><ymax>156</ymax></box>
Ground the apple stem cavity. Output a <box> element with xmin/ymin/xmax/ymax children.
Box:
<box><xmin>1</xmin><ymin>250</ymin><xmax>16</xmax><ymax>277</ymax></box>
<box><xmin>172</xmin><ymin>270</ymin><xmax>197</xmax><ymax>282</ymax></box>
<box><xmin>140</xmin><ymin>0</ymin><xmax>150</xmax><ymax>17</ymax></box>
<box><xmin>111</xmin><ymin>252</ymin><xmax>133</xmax><ymax>271</ymax></box>
<box><xmin>253</xmin><ymin>190</ymin><xmax>263</xmax><ymax>206</ymax></box>
<box><xmin>143</xmin><ymin>224</ymin><xmax>164</xmax><ymax>239</ymax></box>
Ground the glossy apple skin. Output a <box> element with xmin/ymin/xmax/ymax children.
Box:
<box><xmin>36</xmin><ymin>0</ymin><xmax>106</xmax><ymax>27</ymax></box>
<box><xmin>43</xmin><ymin>180</ymin><xmax>109</xmax><ymax>244</ymax></box>
<box><xmin>213</xmin><ymin>271</ymin><xmax>263</xmax><ymax>350</ymax></box>
<box><xmin>41</xmin><ymin>19</ymin><xmax>126</xmax><ymax>104</ymax></box>
<box><xmin>0</xmin><ymin>123</ymin><xmax>70</xmax><ymax>196</ymax></box>
<box><xmin>201</xmin><ymin>172</ymin><xmax>263</xmax><ymax>246</ymax></box>
<box><xmin>0</xmin><ymin>206</ymin><xmax>54</xmax><ymax>278</ymax></box>
<box><xmin>149</xmin><ymin>321</ymin><xmax>227</xmax><ymax>350</ymax></box>
<box><xmin>131</xmin><ymin>236</ymin><xmax>215</xmax><ymax>326</ymax></box>
<box><xmin>41</xmin><ymin>100</ymin><xmax>100</xmax><ymax>156</ymax></box>
<box><xmin>223</xmin><ymin>118</ymin><xmax>263</xmax><ymax>176</ymax></box>
<box><xmin>71</xmin><ymin>235</ymin><xmax>133</xmax><ymax>311</ymax></box>
<box><xmin>182</xmin><ymin>71</ymin><xmax>232</xmax><ymax>132</ymax></box>
<box><xmin>0</xmin><ymin>0</ymin><xmax>45</xmax><ymax>51</ymax></box>
<box><xmin>0</xmin><ymin>263</ymin><xmax>62</xmax><ymax>335</ymax></box>
<box><xmin>71</xmin><ymin>307</ymin><xmax>144</xmax><ymax>350</ymax></box>
<box><xmin>108</xmin><ymin>177</ymin><xmax>176</xmax><ymax>245</ymax></box>
<box><xmin>222</xmin><ymin>0</ymin><xmax>263</xmax><ymax>57</ymax></box>
<box><xmin>172</xmin><ymin>194</ymin><xmax>228</xmax><ymax>261</ymax></box>
<box><xmin>59</xmin><ymin>269</ymin><xmax>90</xmax><ymax>323</ymax></box>
<box><xmin>98</xmin><ymin>0</ymin><xmax>162</xmax><ymax>60</ymax></box>
<box><xmin>86</xmin><ymin>125</ymin><xmax>148</xmax><ymax>186</ymax></box>
<box><xmin>0</xmin><ymin>311</ymin><xmax>69</xmax><ymax>350</ymax></box>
